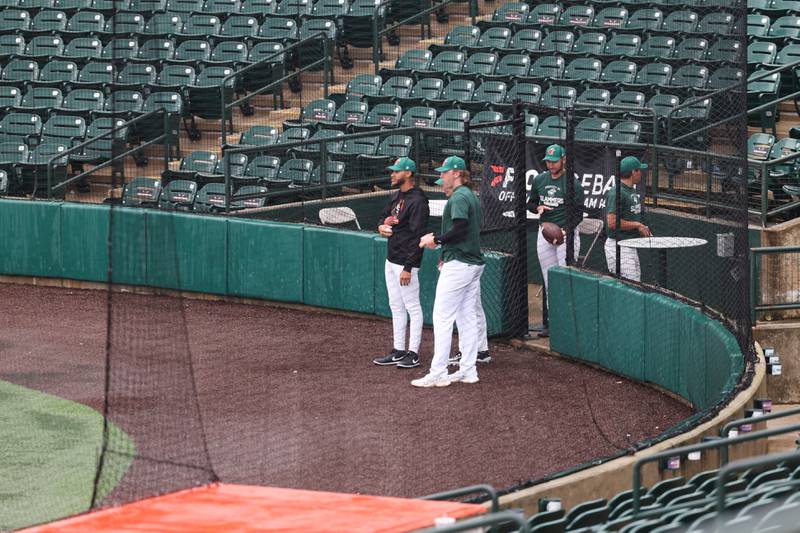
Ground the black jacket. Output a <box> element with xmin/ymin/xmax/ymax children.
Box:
<box><xmin>378</xmin><ymin>187</ymin><xmax>430</xmax><ymax>271</ymax></box>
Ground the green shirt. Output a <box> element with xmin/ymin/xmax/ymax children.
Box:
<box><xmin>605</xmin><ymin>182</ymin><xmax>643</xmax><ymax>240</ymax></box>
<box><xmin>441</xmin><ymin>185</ymin><xmax>484</xmax><ymax>265</ymax></box>
<box><xmin>528</xmin><ymin>171</ymin><xmax>585</xmax><ymax>228</ymax></box>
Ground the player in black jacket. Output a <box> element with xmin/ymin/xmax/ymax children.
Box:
<box><xmin>373</xmin><ymin>157</ymin><xmax>430</xmax><ymax>369</ymax></box>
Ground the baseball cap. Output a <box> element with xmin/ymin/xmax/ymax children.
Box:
<box><xmin>620</xmin><ymin>155</ymin><xmax>648</xmax><ymax>174</ymax></box>
<box><xmin>387</xmin><ymin>156</ymin><xmax>416</xmax><ymax>173</ymax></box>
<box><xmin>434</xmin><ymin>156</ymin><xmax>467</xmax><ymax>184</ymax></box>
<box><xmin>543</xmin><ymin>144</ymin><xmax>565</xmax><ymax>161</ymax></box>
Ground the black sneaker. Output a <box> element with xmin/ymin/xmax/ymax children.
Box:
<box><xmin>448</xmin><ymin>351</ymin><xmax>461</xmax><ymax>366</ymax></box>
<box><xmin>397</xmin><ymin>351</ymin><xmax>420</xmax><ymax>369</ymax></box>
<box><xmin>477</xmin><ymin>351</ymin><xmax>492</xmax><ymax>364</ymax></box>
<box><xmin>373</xmin><ymin>349</ymin><xmax>407</xmax><ymax>366</ymax></box>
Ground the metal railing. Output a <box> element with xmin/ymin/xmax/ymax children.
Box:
<box><xmin>751</xmin><ymin>245</ymin><xmax>800</xmax><ymax>321</ymax></box>
<box><xmin>44</xmin><ymin>110</ymin><xmax>172</xmax><ymax>199</ymax></box>
<box><xmin>220</xmin><ymin>33</ymin><xmax>333</xmax><ymax>146</ymax></box>
<box><xmin>373</xmin><ymin>0</ymin><xmax>479</xmax><ymax>74</ymax></box>
<box><xmin>747</xmin><ymin>152</ymin><xmax>800</xmax><ymax>227</ymax></box>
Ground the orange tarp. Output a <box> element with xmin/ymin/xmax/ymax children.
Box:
<box><xmin>22</xmin><ymin>483</ymin><xmax>485</xmax><ymax>533</ymax></box>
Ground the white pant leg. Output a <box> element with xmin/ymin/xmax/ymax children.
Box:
<box><xmin>457</xmin><ymin>281</ymin><xmax>489</xmax><ymax>354</ymax></box>
<box><xmin>457</xmin><ymin>264</ymin><xmax>485</xmax><ymax>378</ymax></box>
<box><xmin>430</xmin><ymin>261</ymin><xmax>482</xmax><ymax>379</ymax></box>
<box><xmin>397</xmin><ymin>265</ymin><xmax>423</xmax><ymax>354</ymax></box>
<box><xmin>604</xmin><ymin>239</ymin><xmax>641</xmax><ymax>282</ymax></box>
<box><xmin>385</xmin><ymin>260</ymin><xmax>408</xmax><ymax>351</ymax></box>
<box><xmin>538</xmin><ymin>228</ymin><xmax>580</xmax><ymax>293</ymax></box>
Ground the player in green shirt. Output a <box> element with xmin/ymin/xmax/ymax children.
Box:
<box><xmin>604</xmin><ymin>155</ymin><xmax>652</xmax><ymax>282</ymax></box>
<box><xmin>527</xmin><ymin>145</ymin><xmax>585</xmax><ymax>326</ymax></box>
<box><xmin>414</xmin><ymin>156</ymin><xmax>485</xmax><ymax>387</ymax></box>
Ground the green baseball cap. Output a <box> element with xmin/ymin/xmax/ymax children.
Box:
<box><xmin>620</xmin><ymin>156</ymin><xmax>648</xmax><ymax>174</ymax></box>
<box><xmin>543</xmin><ymin>144</ymin><xmax>565</xmax><ymax>162</ymax></box>
<box><xmin>387</xmin><ymin>156</ymin><xmax>416</xmax><ymax>173</ymax></box>
<box><xmin>434</xmin><ymin>156</ymin><xmax>467</xmax><ymax>184</ymax></box>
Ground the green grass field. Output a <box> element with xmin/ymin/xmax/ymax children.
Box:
<box><xmin>0</xmin><ymin>380</ymin><xmax>133</xmax><ymax>531</ymax></box>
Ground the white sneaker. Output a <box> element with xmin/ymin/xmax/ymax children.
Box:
<box><xmin>449</xmin><ymin>370</ymin><xmax>479</xmax><ymax>384</ymax></box>
<box><xmin>411</xmin><ymin>373</ymin><xmax>451</xmax><ymax>388</ymax></box>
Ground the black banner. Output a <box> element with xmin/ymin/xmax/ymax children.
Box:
<box><xmin>481</xmin><ymin>138</ymin><xmax>655</xmax><ymax>220</ymax></box>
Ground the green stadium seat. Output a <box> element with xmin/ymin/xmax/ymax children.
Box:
<box><xmin>427</xmin><ymin>79</ymin><xmax>475</xmax><ymax>112</ymax></box>
<box><xmin>660</xmin><ymin>10</ymin><xmax>699</xmax><ymax>33</ymax></box>
<box><xmin>277</xmin><ymin>158</ymin><xmax>314</xmax><ymax>188</ymax></box>
<box><xmin>465</xmin><ymin>27</ymin><xmax>510</xmax><ymax>54</ymax></box>
<box><xmin>343</xmin><ymin>74</ymin><xmax>383</xmax><ymax>101</ymax></box>
<box><xmin>608</xmin><ymin>120</ymin><xmax>642</xmax><ymax>143</ymax></box>
<box><xmin>643</xmin><ymin>93</ymin><xmax>680</xmax><ymax>118</ymax></box>
<box><xmin>199</xmin><ymin>152</ymin><xmax>248</xmax><ymax>181</ymax></box>
<box><xmin>144</xmin><ymin>13</ymin><xmax>183</xmax><ymax>35</ymax></box>
<box><xmin>158</xmin><ymin>179</ymin><xmax>198</xmax><ymax>210</ymax></box>
<box><xmin>638</xmin><ymin>36</ymin><xmax>676</xmax><ymax>59</ymax></box>
<box><xmin>150</xmin><ymin>64</ymin><xmax>197</xmax><ymax>91</ymax></box>
<box><xmin>167</xmin><ymin>150</ymin><xmax>218</xmax><ymax>182</ymax></box>
<box><xmin>365</xmin><ymin>76</ymin><xmax>413</xmax><ymax>106</ymax></box>
<box><xmin>351</xmin><ymin>103</ymin><xmax>401</xmax><ymax>132</ymax></box>
<box><xmin>360</xmin><ymin>133</ymin><xmax>411</xmax><ymax>177</ymax></box>
<box><xmin>307</xmin><ymin>0</ymin><xmax>345</xmax><ymax>18</ymax></box>
<box><xmin>214</xmin><ymin>14</ymin><xmax>259</xmax><ymax>40</ymax></box>
<box><xmin>461</xmin><ymin>80</ymin><xmax>507</xmax><ymax>112</ymax></box>
<box><xmin>18</xmin><ymin>87</ymin><xmax>63</xmax><ymax>115</ymax></box>
<box><xmin>765</xmin><ymin>15</ymin><xmax>800</xmax><ymax>42</ymax></box>
<box><xmin>117</xmin><ymin>63</ymin><xmax>158</xmax><ymax>90</ymax></box>
<box><xmin>500</xmin><ymin>82</ymin><xmax>541</xmax><ymax>109</ymax></box>
<box><xmin>570</xmin><ymin>32</ymin><xmax>607</xmax><ymax>56</ymax></box>
<box><xmin>237</xmin><ymin>125</ymin><xmax>279</xmax><ymax>147</ymax></box>
<box><xmin>136</xmin><ymin>91</ymin><xmax>183</xmax><ymax>146</ymax></box>
<box><xmin>576</xmin><ymin>88</ymin><xmax>611</xmax><ymax>107</ymax></box>
<box><xmin>292</xmin><ymin>128</ymin><xmax>343</xmax><ymax>160</ymax></box>
<box><xmin>709</xmin><ymin>38</ymin><xmax>743</xmax><ymax>64</ymax></box>
<box><xmin>452</xmin><ymin>52</ymin><xmax>498</xmax><ymax>79</ymax></box>
<box><xmin>243</xmin><ymin>154</ymin><xmax>280</xmax><ymax>183</ymax></box>
<box><xmin>71</xmin><ymin>117</ymin><xmax>127</xmax><ymax>166</ymax></box>
<box><xmin>64</xmin><ymin>10</ymin><xmax>104</xmax><ymax>34</ymax></box>
<box><xmin>540</xmin><ymin>30</ymin><xmax>574</xmax><ymax>54</ymax></box>
<box><xmin>527</xmin><ymin>3</ymin><xmax>560</xmax><ymax>25</ymax></box>
<box><xmin>1</xmin><ymin>58</ymin><xmax>38</xmax><ymax>83</ymax></box>
<box><xmin>41</xmin><ymin>114</ymin><xmax>86</xmax><ymax>147</ymax></box>
<box><xmin>203</xmin><ymin>0</ymin><xmax>241</xmax><ymax>15</ymax></box>
<box><xmin>429</xmin><ymin>25</ymin><xmax>479</xmax><ymax>55</ymax></box>
<box><xmin>95</xmin><ymin>90</ymin><xmax>144</xmax><ymax>119</ymax></box>
<box><xmin>595</xmin><ymin>60</ymin><xmax>637</xmax><ymax>87</ymax></box>
<box><xmin>527</xmin><ymin>509</ymin><xmax>565</xmax><ymax>529</ymax></box>
<box><xmin>0</xmin><ymin>86</ymin><xmax>22</xmax><ymax>110</ymax></box>
<box><xmin>337</xmin><ymin>0</ymin><xmax>386</xmax><ymax>62</ymax></box>
<box><xmin>395</xmin><ymin>77</ymin><xmax>443</xmax><ymax>108</ymax></box>
<box><xmin>529</xmin><ymin>518</ymin><xmax>567</xmax><ymax>532</ymax></box>
<box><xmin>540</xmin><ymin>85</ymin><xmax>576</xmax><ymax>108</ymax></box>
<box><xmin>122</xmin><ymin>177</ymin><xmax>162</xmax><ymax>207</ymax></box>
<box><xmin>59</xmin><ymin>89</ymin><xmax>105</xmax><ymax>117</ymax></box>
<box><xmin>0</xmin><ymin>112</ymin><xmax>42</xmax><ymax>145</ymax></box>
<box><xmin>0</xmin><ymin>35</ymin><xmax>25</xmax><ymax>58</ymax></box>
<box><xmin>101</xmin><ymin>38</ymin><xmax>140</xmax><ymax>61</ymax></box>
<box><xmin>400</xmin><ymin>105</ymin><xmax>437</xmax><ymax>128</ymax></box>
<box><xmin>483</xmin><ymin>53</ymin><xmax>530</xmax><ymax>83</ymax></box>
<box><xmin>240</xmin><ymin>0</ymin><xmax>275</xmax><ymax>13</ymax></box>
<box><xmin>382</xmin><ymin>49</ymin><xmax>432</xmax><ymax>78</ymax></box>
<box><xmin>748</xmin><ymin>15</ymin><xmax>771</xmax><ymax>39</ymax></box>
<box><xmin>0</xmin><ymin>9</ymin><xmax>31</xmax><ymax>32</ymax></box>
<box><xmin>318</xmin><ymin>100</ymin><xmax>367</xmax><ymax>130</ymax></box>
<box><xmin>423</xmin><ymin>50</ymin><xmax>465</xmax><ymax>76</ymax></box>
<box><xmin>231</xmin><ymin>185</ymin><xmax>268</xmax><ymax>208</ymax></box>
<box><xmin>103</xmin><ymin>11</ymin><xmax>145</xmax><ymax>35</ymax></box>
<box><xmin>311</xmin><ymin>160</ymin><xmax>345</xmax><ymax>186</ymax></box>
<box><xmin>558</xmin><ymin>5</ymin><xmax>594</xmax><ymax>27</ymax></box>
<box><xmin>602</xmin><ymin>34</ymin><xmax>641</xmax><ymax>58</ymax></box>
<box><xmin>194</xmin><ymin>182</ymin><xmax>226</xmax><ymax>212</ymax></box>
<box><xmin>626</xmin><ymin>62</ymin><xmax>672</xmax><ymax>89</ymax></box>
<box><xmin>296</xmin><ymin>18</ymin><xmax>337</xmax><ymax>69</ymax></box>
<box><xmin>563</xmin><ymin>57</ymin><xmax>602</xmax><ymax>83</ymax></box>
<box><xmin>137</xmin><ymin>38</ymin><xmax>176</xmax><ymax>62</ymax></box>
<box><xmin>30</xmin><ymin>9</ymin><xmax>67</xmax><ymax>32</ymax></box>
<box><xmin>254</xmin><ymin>16</ymin><xmax>297</xmax><ymax>43</ymax></box>
<box><xmin>181</xmin><ymin>14</ymin><xmax>222</xmax><ymax>37</ymax></box>
<box><xmin>669</xmin><ymin>64</ymin><xmax>710</xmax><ymax>90</ymax></box>
<box><xmin>674</xmin><ymin>37</ymin><xmax>709</xmax><ymax>61</ymax></box>
<box><xmin>492</xmin><ymin>2</ymin><xmax>529</xmax><ymax>23</ymax></box>
<box><xmin>54</xmin><ymin>0</ymin><xmax>91</xmax><ymax>11</ymax></box>
<box><xmin>626</xmin><ymin>8</ymin><xmax>663</xmax><ymax>31</ymax></box>
<box><xmin>593</xmin><ymin>6</ymin><xmax>628</xmax><ymax>28</ymax></box>
<box><xmin>275</xmin><ymin>0</ymin><xmax>312</xmax><ymax>17</ymax></box>
<box><xmin>749</xmin><ymin>41</ymin><xmax>778</xmax><ymax>66</ymax></box>
<box><xmin>530</xmin><ymin>56</ymin><xmax>565</xmax><ymax>81</ymax></box>
<box><xmin>208</xmin><ymin>41</ymin><xmax>249</xmax><ymax>65</ymax></box>
<box><xmin>62</xmin><ymin>36</ymin><xmax>102</xmax><ymax>62</ymax></box>
<box><xmin>506</xmin><ymin>29</ymin><xmax>543</xmax><ymax>54</ymax></box>
<box><xmin>470</xmin><ymin>110</ymin><xmax>503</xmax><ymax>127</ymax></box>
<box><xmin>748</xmin><ymin>70</ymin><xmax>781</xmax><ymax>133</ymax></box>
<box><xmin>536</xmin><ymin>115</ymin><xmax>566</xmax><ymax>139</ymax></box>
<box><xmin>185</xmin><ymin>66</ymin><xmax>234</xmax><ymax>131</ymax></box>
<box><xmin>566</xmin><ymin>506</ymin><xmax>609</xmax><ymax>529</ymax></box>
<box><xmin>16</xmin><ymin>141</ymin><xmax>68</xmax><ymax>195</ymax></box>
<box><xmin>174</xmin><ymin>40</ymin><xmax>212</xmax><ymax>63</ymax></box>
<box><xmin>698</xmin><ymin>12</ymin><xmax>734</xmax><ymax>35</ymax></box>
<box><xmin>283</xmin><ymin>98</ymin><xmax>337</xmax><ymax>131</ymax></box>
<box><xmin>277</xmin><ymin>126</ymin><xmax>311</xmax><ymax>145</ymax></box>
<box><xmin>130</xmin><ymin>0</ymin><xmax>166</xmax><ymax>10</ymax></box>
<box><xmin>92</xmin><ymin>0</ymin><xmax>131</xmax><ymax>11</ymax></box>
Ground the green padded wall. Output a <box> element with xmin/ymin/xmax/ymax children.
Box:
<box><xmin>109</xmin><ymin>208</ymin><xmax>148</xmax><ymax>286</ymax></box>
<box><xmin>0</xmin><ymin>199</ymin><xmax>62</xmax><ymax>277</ymax></box>
<box><xmin>61</xmin><ymin>203</ymin><xmax>109</xmax><ymax>282</ymax></box>
<box><xmin>549</xmin><ymin>267</ymin><xmax>744</xmax><ymax>410</ymax></box>
<box><xmin>598</xmin><ymin>279</ymin><xmax>646</xmax><ymax>381</ymax></box>
<box><xmin>303</xmin><ymin>227</ymin><xmax>375</xmax><ymax>314</ymax></box>
<box><xmin>227</xmin><ymin>219</ymin><xmax>303</xmax><ymax>303</ymax></box>
<box><xmin>146</xmin><ymin>211</ymin><xmax>228</xmax><ymax>294</ymax></box>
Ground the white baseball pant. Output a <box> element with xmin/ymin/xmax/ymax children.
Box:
<box><xmin>604</xmin><ymin>239</ymin><xmax>641</xmax><ymax>282</ymax></box>
<box><xmin>458</xmin><ymin>282</ymin><xmax>488</xmax><ymax>353</ymax></box>
<box><xmin>385</xmin><ymin>260</ymin><xmax>423</xmax><ymax>354</ymax></box>
<box><xmin>429</xmin><ymin>260</ymin><xmax>485</xmax><ymax>380</ymax></box>
<box><xmin>537</xmin><ymin>227</ymin><xmax>580</xmax><ymax>294</ymax></box>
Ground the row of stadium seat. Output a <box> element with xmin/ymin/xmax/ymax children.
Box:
<box><xmin>749</xmin><ymin>0</ymin><xmax>800</xmax><ymax>16</ymax></box>
<box><xmin>486</xmin><ymin>3</ymin><xmax>741</xmax><ymax>33</ymax></box>
<box><xmin>0</xmin><ymin>15</ymin><xmax>333</xmax><ymax>48</ymax></box>
<box><xmin>119</xmin><ymin>177</ymin><xmax>270</xmax><ymax>210</ymax></box>
<box><xmin>748</xmin><ymin>132</ymin><xmax>800</xmax><ymax>199</ymax></box>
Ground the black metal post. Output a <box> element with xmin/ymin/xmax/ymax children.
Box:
<box><xmin>512</xmin><ymin>102</ymin><xmax>529</xmax><ymax>337</ymax></box>
<box><xmin>564</xmin><ymin>106</ymin><xmax>576</xmax><ymax>267</ymax></box>
<box><xmin>615</xmin><ymin>150</ymin><xmax>622</xmax><ymax>279</ymax></box>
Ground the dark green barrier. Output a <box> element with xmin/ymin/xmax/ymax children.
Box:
<box><xmin>303</xmin><ymin>227</ymin><xmax>376</xmax><ymax>314</ymax></box>
<box><xmin>0</xmin><ymin>200</ymin><xmax>62</xmax><ymax>277</ymax></box>
<box><xmin>227</xmin><ymin>219</ymin><xmax>304</xmax><ymax>302</ymax></box>
<box><xmin>549</xmin><ymin>267</ymin><xmax>743</xmax><ymax>410</ymax></box>
<box><xmin>61</xmin><ymin>203</ymin><xmax>109</xmax><ymax>282</ymax></box>
<box><xmin>109</xmin><ymin>208</ymin><xmax>147</xmax><ymax>286</ymax></box>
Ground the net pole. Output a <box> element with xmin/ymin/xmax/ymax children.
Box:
<box><xmin>565</xmin><ymin>107</ymin><xmax>575</xmax><ymax>267</ymax></box>
<box><xmin>512</xmin><ymin>102</ymin><xmax>529</xmax><ymax>337</ymax></box>
<box><xmin>615</xmin><ymin>150</ymin><xmax>622</xmax><ymax>280</ymax></box>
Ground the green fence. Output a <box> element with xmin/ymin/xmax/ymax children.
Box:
<box><xmin>0</xmin><ymin>200</ymin><xmax>513</xmax><ymax>335</ymax></box>
<box><xmin>548</xmin><ymin>267</ymin><xmax>744</xmax><ymax>410</ymax></box>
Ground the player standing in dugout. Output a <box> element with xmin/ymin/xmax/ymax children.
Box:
<box><xmin>527</xmin><ymin>144</ymin><xmax>585</xmax><ymax>336</ymax></box>
<box><xmin>373</xmin><ymin>157</ymin><xmax>430</xmax><ymax>369</ymax></box>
